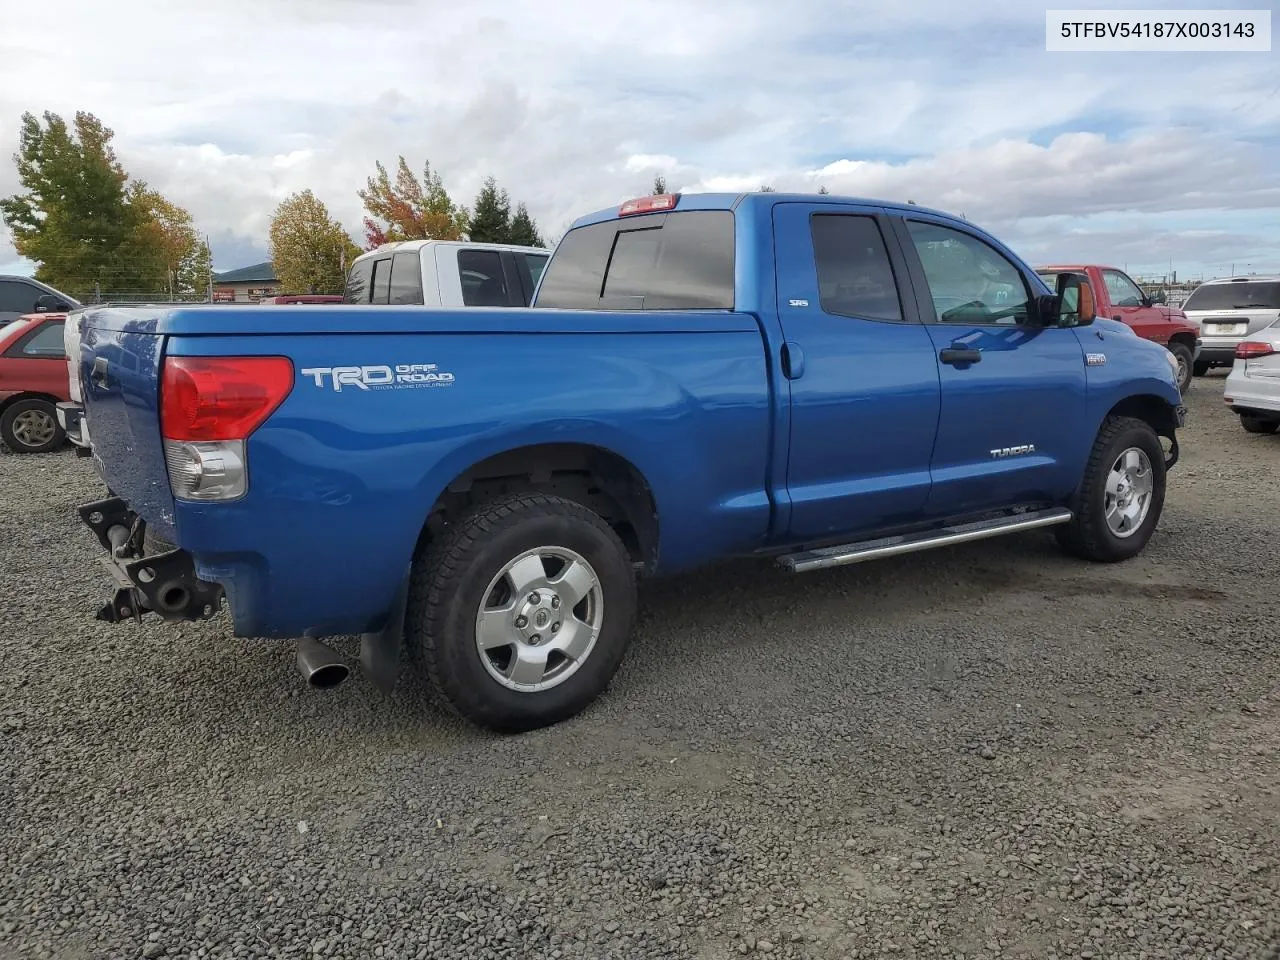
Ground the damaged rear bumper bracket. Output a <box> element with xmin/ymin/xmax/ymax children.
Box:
<box><xmin>77</xmin><ymin>497</ymin><xmax>224</xmax><ymax>624</ymax></box>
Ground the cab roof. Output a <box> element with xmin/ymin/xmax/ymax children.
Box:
<box><xmin>568</xmin><ymin>191</ymin><xmax>964</xmax><ymax>230</ymax></box>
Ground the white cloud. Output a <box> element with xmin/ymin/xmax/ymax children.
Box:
<box><xmin>1</xmin><ymin>0</ymin><xmax>1277</xmax><ymax>279</ymax></box>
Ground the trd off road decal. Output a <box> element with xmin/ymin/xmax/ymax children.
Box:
<box><xmin>299</xmin><ymin>364</ymin><xmax>455</xmax><ymax>392</ymax></box>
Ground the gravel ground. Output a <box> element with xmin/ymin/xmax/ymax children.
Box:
<box><xmin>2</xmin><ymin>373</ymin><xmax>1278</xmax><ymax>960</ymax></box>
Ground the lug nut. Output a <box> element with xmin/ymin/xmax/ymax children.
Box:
<box><xmin>551</xmin><ymin>596</ymin><xmax>560</xmax><ymax>609</ymax></box>
<box><xmin>514</xmin><ymin>615</ymin><xmax>528</xmax><ymax>629</ymax></box>
<box><xmin>530</xmin><ymin>634</ymin><xmax>542</xmax><ymax>645</ymax></box>
<box><xmin>528</xmin><ymin>592</ymin><xmax>541</xmax><ymax>604</ymax></box>
<box><xmin>551</xmin><ymin>622</ymin><xmax>561</xmax><ymax>633</ymax></box>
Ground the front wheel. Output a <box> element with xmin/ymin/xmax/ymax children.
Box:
<box><xmin>1</xmin><ymin>398</ymin><xmax>65</xmax><ymax>453</ymax></box>
<box><xmin>1240</xmin><ymin>413</ymin><xmax>1280</xmax><ymax>435</ymax></box>
<box><xmin>405</xmin><ymin>492</ymin><xmax>638</xmax><ymax>732</ymax></box>
<box><xmin>1167</xmin><ymin>342</ymin><xmax>1193</xmax><ymax>393</ymax></box>
<box><xmin>1056</xmin><ymin>415</ymin><xmax>1166</xmax><ymax>562</ymax></box>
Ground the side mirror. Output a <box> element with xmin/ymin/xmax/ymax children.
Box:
<box><xmin>1047</xmin><ymin>272</ymin><xmax>1096</xmax><ymax>327</ymax></box>
<box><xmin>34</xmin><ymin>294</ymin><xmax>69</xmax><ymax>313</ymax></box>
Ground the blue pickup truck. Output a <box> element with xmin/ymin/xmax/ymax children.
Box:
<box><xmin>67</xmin><ymin>191</ymin><xmax>1186</xmax><ymax>731</ymax></box>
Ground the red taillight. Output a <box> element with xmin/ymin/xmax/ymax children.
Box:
<box><xmin>161</xmin><ymin>356</ymin><xmax>293</xmax><ymax>441</ymax></box>
<box><xmin>619</xmin><ymin>193</ymin><xmax>679</xmax><ymax>216</ymax></box>
<box><xmin>1235</xmin><ymin>341</ymin><xmax>1275</xmax><ymax>359</ymax></box>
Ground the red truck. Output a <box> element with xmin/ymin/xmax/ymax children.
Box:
<box><xmin>0</xmin><ymin>311</ymin><xmax>71</xmax><ymax>453</ymax></box>
<box><xmin>1037</xmin><ymin>264</ymin><xmax>1199</xmax><ymax>392</ymax></box>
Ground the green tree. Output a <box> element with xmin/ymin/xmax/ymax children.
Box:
<box><xmin>652</xmin><ymin>175</ymin><xmax>667</xmax><ymax>194</ymax></box>
<box><xmin>1</xmin><ymin>111</ymin><xmax>138</xmax><ymax>299</ymax></box>
<box><xmin>358</xmin><ymin>156</ymin><xmax>468</xmax><ymax>247</ymax></box>
<box><xmin>507</xmin><ymin>203</ymin><xmax>545</xmax><ymax>248</ymax></box>
<box><xmin>268</xmin><ymin>189</ymin><xmax>360</xmax><ymax>295</ymax></box>
<box><xmin>468</xmin><ymin>175</ymin><xmax>512</xmax><ymax>243</ymax></box>
<box><xmin>0</xmin><ymin>110</ymin><xmax>206</xmax><ymax>300</ymax></box>
<box><xmin>177</xmin><ymin>237</ymin><xmax>214</xmax><ymax>300</ymax></box>
<box><xmin>123</xmin><ymin>181</ymin><xmax>201</xmax><ymax>295</ymax></box>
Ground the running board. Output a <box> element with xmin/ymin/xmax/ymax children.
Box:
<box><xmin>777</xmin><ymin>508</ymin><xmax>1073</xmax><ymax>573</ymax></box>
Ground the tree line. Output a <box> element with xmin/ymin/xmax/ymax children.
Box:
<box><xmin>1</xmin><ymin>109</ymin><xmax>550</xmax><ymax>300</ymax></box>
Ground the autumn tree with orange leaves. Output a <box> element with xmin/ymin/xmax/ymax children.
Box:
<box><xmin>358</xmin><ymin>156</ymin><xmax>468</xmax><ymax>249</ymax></box>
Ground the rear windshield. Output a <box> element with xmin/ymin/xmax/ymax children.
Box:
<box><xmin>534</xmin><ymin>210</ymin><xmax>735</xmax><ymax>310</ymax></box>
<box><xmin>344</xmin><ymin>258</ymin><xmax>374</xmax><ymax>303</ymax></box>
<box><xmin>1183</xmin><ymin>280</ymin><xmax>1280</xmax><ymax>311</ymax></box>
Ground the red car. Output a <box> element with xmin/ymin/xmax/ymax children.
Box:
<box><xmin>0</xmin><ymin>312</ymin><xmax>71</xmax><ymax>453</ymax></box>
<box><xmin>1037</xmin><ymin>264</ymin><xmax>1200</xmax><ymax>392</ymax></box>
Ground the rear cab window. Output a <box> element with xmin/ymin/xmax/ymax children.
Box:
<box><xmin>534</xmin><ymin>210</ymin><xmax>735</xmax><ymax>310</ymax></box>
<box><xmin>344</xmin><ymin>259</ymin><xmax>374</xmax><ymax>303</ymax></box>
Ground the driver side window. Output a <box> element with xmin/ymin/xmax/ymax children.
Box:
<box><xmin>1102</xmin><ymin>269</ymin><xmax>1144</xmax><ymax>308</ymax></box>
<box><xmin>905</xmin><ymin>220</ymin><xmax>1031</xmax><ymax>325</ymax></box>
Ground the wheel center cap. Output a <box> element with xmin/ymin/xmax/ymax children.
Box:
<box><xmin>515</xmin><ymin>592</ymin><xmax>561</xmax><ymax>642</ymax></box>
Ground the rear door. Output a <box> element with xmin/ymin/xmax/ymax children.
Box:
<box><xmin>772</xmin><ymin>202</ymin><xmax>940</xmax><ymax>543</ymax></box>
<box><xmin>1</xmin><ymin>318</ymin><xmax>68</xmax><ymax>397</ymax></box>
<box><xmin>891</xmin><ymin>214</ymin><xmax>1086</xmax><ymax>517</ymax></box>
<box><xmin>439</xmin><ymin>247</ymin><xmax>526</xmax><ymax>307</ymax></box>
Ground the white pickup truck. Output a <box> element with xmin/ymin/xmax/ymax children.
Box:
<box><xmin>343</xmin><ymin>239</ymin><xmax>550</xmax><ymax>307</ymax></box>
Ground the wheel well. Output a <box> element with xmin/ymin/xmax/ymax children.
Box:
<box><xmin>1167</xmin><ymin>332</ymin><xmax>1196</xmax><ymax>352</ymax></box>
<box><xmin>1107</xmin><ymin>394</ymin><xmax>1178</xmax><ymax>442</ymax></box>
<box><xmin>420</xmin><ymin>443</ymin><xmax>659</xmax><ymax>570</ymax></box>
<box><xmin>0</xmin><ymin>392</ymin><xmax>61</xmax><ymax>416</ymax></box>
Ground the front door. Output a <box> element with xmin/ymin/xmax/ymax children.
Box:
<box><xmin>1101</xmin><ymin>267</ymin><xmax>1166</xmax><ymax>340</ymax></box>
<box><xmin>772</xmin><ymin>202</ymin><xmax>941</xmax><ymax>544</ymax></box>
<box><xmin>891</xmin><ymin>215</ymin><xmax>1087</xmax><ymax>518</ymax></box>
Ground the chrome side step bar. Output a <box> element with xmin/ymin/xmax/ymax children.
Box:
<box><xmin>778</xmin><ymin>507</ymin><xmax>1073</xmax><ymax>573</ymax></box>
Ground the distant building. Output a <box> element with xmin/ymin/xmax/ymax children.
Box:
<box><xmin>213</xmin><ymin>262</ymin><xmax>280</xmax><ymax>302</ymax></box>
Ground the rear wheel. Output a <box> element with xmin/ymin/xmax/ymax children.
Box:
<box><xmin>1</xmin><ymin>398</ymin><xmax>65</xmax><ymax>454</ymax></box>
<box><xmin>405</xmin><ymin>492</ymin><xmax>638</xmax><ymax>732</ymax></box>
<box><xmin>1240</xmin><ymin>413</ymin><xmax>1280</xmax><ymax>435</ymax></box>
<box><xmin>1167</xmin><ymin>342</ymin><xmax>1193</xmax><ymax>393</ymax></box>
<box><xmin>1056</xmin><ymin>415</ymin><xmax>1166</xmax><ymax>562</ymax></box>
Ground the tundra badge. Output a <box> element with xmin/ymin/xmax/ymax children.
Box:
<box><xmin>990</xmin><ymin>444</ymin><xmax>1036</xmax><ymax>459</ymax></box>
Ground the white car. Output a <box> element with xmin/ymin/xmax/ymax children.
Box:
<box><xmin>343</xmin><ymin>240</ymin><xmax>550</xmax><ymax>308</ymax></box>
<box><xmin>1224</xmin><ymin>318</ymin><xmax>1280</xmax><ymax>435</ymax></box>
<box><xmin>1182</xmin><ymin>275</ymin><xmax>1280</xmax><ymax>376</ymax></box>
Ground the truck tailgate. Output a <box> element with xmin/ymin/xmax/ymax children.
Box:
<box><xmin>79</xmin><ymin>316</ymin><xmax>174</xmax><ymax>533</ymax></box>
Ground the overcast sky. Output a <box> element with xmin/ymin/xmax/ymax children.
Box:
<box><xmin>1</xmin><ymin>0</ymin><xmax>1277</xmax><ymax>283</ymax></box>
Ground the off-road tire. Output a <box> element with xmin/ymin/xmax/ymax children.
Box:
<box><xmin>1240</xmin><ymin>413</ymin><xmax>1280</xmax><ymax>435</ymax></box>
<box><xmin>1055</xmin><ymin>415</ymin><xmax>1166</xmax><ymax>563</ymax></box>
<box><xmin>0</xmin><ymin>398</ymin><xmax>65</xmax><ymax>454</ymax></box>
<box><xmin>405</xmin><ymin>492</ymin><xmax>638</xmax><ymax>732</ymax></box>
<box><xmin>1167</xmin><ymin>342</ymin><xmax>1193</xmax><ymax>393</ymax></box>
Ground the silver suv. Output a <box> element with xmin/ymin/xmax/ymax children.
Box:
<box><xmin>1182</xmin><ymin>276</ymin><xmax>1280</xmax><ymax>375</ymax></box>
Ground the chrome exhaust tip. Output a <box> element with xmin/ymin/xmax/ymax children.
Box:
<box><xmin>296</xmin><ymin>637</ymin><xmax>350</xmax><ymax>689</ymax></box>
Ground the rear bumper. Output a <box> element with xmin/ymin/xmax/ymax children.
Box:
<box><xmin>76</xmin><ymin>496</ymin><xmax>224</xmax><ymax>624</ymax></box>
<box><xmin>55</xmin><ymin>401</ymin><xmax>93</xmax><ymax>455</ymax></box>
<box><xmin>1224</xmin><ymin>379</ymin><xmax>1280</xmax><ymax>416</ymax></box>
<box><xmin>1196</xmin><ymin>341</ymin><xmax>1241</xmax><ymax>366</ymax></box>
